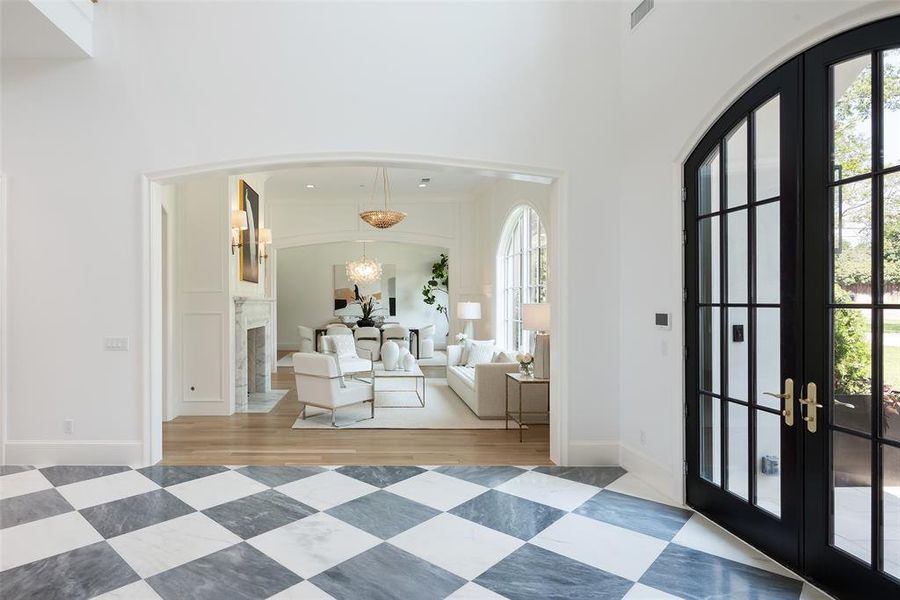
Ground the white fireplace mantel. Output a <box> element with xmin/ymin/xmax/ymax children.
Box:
<box><xmin>234</xmin><ymin>296</ymin><xmax>276</xmax><ymax>412</ymax></box>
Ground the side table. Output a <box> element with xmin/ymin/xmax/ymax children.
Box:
<box><xmin>505</xmin><ymin>372</ymin><xmax>550</xmax><ymax>442</ymax></box>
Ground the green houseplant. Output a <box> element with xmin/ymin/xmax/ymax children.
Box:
<box><xmin>422</xmin><ymin>253</ymin><xmax>449</xmax><ymax>325</ymax></box>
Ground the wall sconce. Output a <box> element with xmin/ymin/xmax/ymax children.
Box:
<box><xmin>258</xmin><ymin>227</ymin><xmax>272</xmax><ymax>263</ymax></box>
<box><xmin>231</xmin><ymin>210</ymin><xmax>248</xmax><ymax>254</ymax></box>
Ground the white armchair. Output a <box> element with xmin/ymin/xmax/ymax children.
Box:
<box><xmin>319</xmin><ymin>324</ymin><xmax>352</xmax><ymax>353</ymax></box>
<box><xmin>382</xmin><ymin>325</ymin><xmax>410</xmax><ymax>351</ymax></box>
<box><xmin>418</xmin><ymin>325</ymin><xmax>435</xmax><ymax>359</ymax></box>
<box><xmin>297</xmin><ymin>325</ymin><xmax>315</xmax><ymax>354</ymax></box>
<box><xmin>293</xmin><ymin>353</ymin><xmax>374</xmax><ymax>427</ymax></box>
<box><xmin>354</xmin><ymin>326</ymin><xmax>382</xmax><ymax>361</ymax></box>
<box><xmin>321</xmin><ymin>334</ymin><xmax>374</xmax><ymax>381</ymax></box>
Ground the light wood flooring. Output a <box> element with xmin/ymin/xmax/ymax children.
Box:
<box><xmin>162</xmin><ymin>352</ymin><xmax>551</xmax><ymax>466</ymax></box>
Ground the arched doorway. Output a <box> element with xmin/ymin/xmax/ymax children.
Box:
<box><xmin>684</xmin><ymin>16</ymin><xmax>900</xmax><ymax>598</ymax></box>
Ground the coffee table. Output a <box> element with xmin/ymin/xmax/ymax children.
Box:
<box><xmin>373</xmin><ymin>363</ymin><xmax>426</xmax><ymax>407</ymax></box>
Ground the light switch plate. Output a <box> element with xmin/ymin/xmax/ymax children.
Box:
<box><xmin>104</xmin><ymin>337</ymin><xmax>129</xmax><ymax>351</ymax></box>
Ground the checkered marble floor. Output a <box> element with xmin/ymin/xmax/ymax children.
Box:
<box><xmin>0</xmin><ymin>464</ymin><xmax>830</xmax><ymax>600</ymax></box>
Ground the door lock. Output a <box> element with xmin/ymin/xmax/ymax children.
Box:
<box><xmin>763</xmin><ymin>378</ymin><xmax>794</xmax><ymax>427</ymax></box>
<box><xmin>799</xmin><ymin>382</ymin><xmax>822</xmax><ymax>433</ymax></box>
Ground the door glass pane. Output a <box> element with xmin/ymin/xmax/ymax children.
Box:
<box><xmin>755</xmin><ymin>96</ymin><xmax>781</xmax><ymax>200</ymax></box>
<box><xmin>883</xmin><ymin>49</ymin><xmax>900</xmax><ymax>170</ymax></box>
<box><xmin>728</xmin><ymin>308</ymin><xmax>749</xmax><ymax>401</ymax></box>
<box><xmin>728</xmin><ymin>210</ymin><xmax>748</xmax><ymax>303</ymax></box>
<box><xmin>756</xmin><ymin>201</ymin><xmax>781</xmax><ymax>303</ymax></box>
<box><xmin>699</xmin><ymin>307</ymin><xmax>721</xmax><ymax>394</ymax></box>
<box><xmin>699</xmin><ymin>216</ymin><xmax>720</xmax><ymax>303</ymax></box>
<box><xmin>726</xmin><ymin>120</ymin><xmax>748</xmax><ymax>208</ymax></box>
<box><xmin>882</xmin><ymin>444</ymin><xmax>900</xmax><ymax>579</ymax></box>
<box><xmin>833</xmin><ymin>180</ymin><xmax>872</xmax><ymax>304</ymax></box>
<box><xmin>832</xmin><ymin>54</ymin><xmax>873</xmax><ymax>181</ymax></box>
<box><xmin>832</xmin><ymin>431</ymin><xmax>872</xmax><ymax>564</ymax></box>
<box><xmin>755</xmin><ymin>409</ymin><xmax>782</xmax><ymax>517</ymax></box>
<box><xmin>700</xmin><ymin>395</ymin><xmax>721</xmax><ymax>485</ymax></box>
<box><xmin>833</xmin><ymin>307</ymin><xmax>872</xmax><ymax>433</ymax></box>
<box><xmin>883</xmin><ymin>309</ymin><xmax>900</xmax><ymax>440</ymax></box>
<box><xmin>756</xmin><ymin>308</ymin><xmax>781</xmax><ymax>409</ymax></box>
<box><xmin>727</xmin><ymin>402</ymin><xmax>749</xmax><ymax>500</ymax></box>
<box><xmin>884</xmin><ymin>172</ymin><xmax>900</xmax><ymax>300</ymax></box>
<box><xmin>699</xmin><ymin>148</ymin><xmax>721</xmax><ymax>215</ymax></box>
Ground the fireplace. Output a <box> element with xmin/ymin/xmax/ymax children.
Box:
<box><xmin>234</xmin><ymin>296</ymin><xmax>275</xmax><ymax>413</ymax></box>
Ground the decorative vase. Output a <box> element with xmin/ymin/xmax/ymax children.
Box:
<box><xmin>520</xmin><ymin>362</ymin><xmax>534</xmax><ymax>378</ymax></box>
<box><xmin>356</xmin><ymin>317</ymin><xmax>375</xmax><ymax>328</ymax></box>
<box><xmin>403</xmin><ymin>352</ymin><xmax>417</xmax><ymax>372</ymax></box>
<box><xmin>381</xmin><ymin>341</ymin><xmax>400</xmax><ymax>370</ymax></box>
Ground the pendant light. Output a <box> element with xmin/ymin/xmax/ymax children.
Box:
<box><xmin>346</xmin><ymin>241</ymin><xmax>382</xmax><ymax>285</ymax></box>
<box><xmin>359</xmin><ymin>167</ymin><xmax>406</xmax><ymax>229</ymax></box>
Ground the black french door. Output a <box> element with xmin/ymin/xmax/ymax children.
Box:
<box><xmin>685</xmin><ymin>16</ymin><xmax>900</xmax><ymax>599</ymax></box>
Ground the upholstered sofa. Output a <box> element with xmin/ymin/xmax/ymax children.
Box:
<box><xmin>446</xmin><ymin>344</ymin><xmax>519</xmax><ymax>418</ymax></box>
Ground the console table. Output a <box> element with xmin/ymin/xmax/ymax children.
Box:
<box><xmin>505</xmin><ymin>372</ymin><xmax>550</xmax><ymax>442</ymax></box>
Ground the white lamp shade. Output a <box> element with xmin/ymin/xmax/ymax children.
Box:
<box><xmin>457</xmin><ymin>301</ymin><xmax>482</xmax><ymax>320</ymax></box>
<box><xmin>523</xmin><ymin>303</ymin><xmax>550</xmax><ymax>331</ymax></box>
<box><xmin>231</xmin><ymin>210</ymin><xmax>248</xmax><ymax>230</ymax></box>
<box><xmin>258</xmin><ymin>227</ymin><xmax>272</xmax><ymax>244</ymax></box>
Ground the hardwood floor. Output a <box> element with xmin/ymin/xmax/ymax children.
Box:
<box><xmin>162</xmin><ymin>354</ymin><xmax>551</xmax><ymax>466</ymax></box>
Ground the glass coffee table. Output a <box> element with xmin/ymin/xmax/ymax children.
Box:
<box><xmin>373</xmin><ymin>363</ymin><xmax>426</xmax><ymax>407</ymax></box>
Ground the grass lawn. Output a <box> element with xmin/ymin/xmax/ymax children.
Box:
<box><xmin>885</xmin><ymin>345</ymin><xmax>900</xmax><ymax>388</ymax></box>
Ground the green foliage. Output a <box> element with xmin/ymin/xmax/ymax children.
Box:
<box><xmin>833</xmin><ymin>286</ymin><xmax>871</xmax><ymax>395</ymax></box>
<box><xmin>422</xmin><ymin>253</ymin><xmax>449</xmax><ymax>322</ymax></box>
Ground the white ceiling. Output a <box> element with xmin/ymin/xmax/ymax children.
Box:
<box><xmin>1</xmin><ymin>0</ymin><xmax>92</xmax><ymax>59</ymax></box>
<box><xmin>264</xmin><ymin>166</ymin><xmax>498</xmax><ymax>204</ymax></box>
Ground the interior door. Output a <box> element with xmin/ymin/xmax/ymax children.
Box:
<box><xmin>803</xmin><ymin>18</ymin><xmax>900</xmax><ymax>598</ymax></box>
<box><xmin>685</xmin><ymin>58</ymin><xmax>802</xmax><ymax>569</ymax></box>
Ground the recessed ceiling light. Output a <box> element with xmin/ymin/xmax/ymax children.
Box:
<box><xmin>418</xmin><ymin>183</ymin><xmax>427</xmax><ymax>188</ymax></box>
<box><xmin>306</xmin><ymin>184</ymin><xmax>315</xmax><ymax>189</ymax></box>
<box><xmin>419</xmin><ymin>177</ymin><xmax>431</xmax><ymax>188</ymax></box>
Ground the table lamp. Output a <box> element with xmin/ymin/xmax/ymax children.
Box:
<box><xmin>523</xmin><ymin>303</ymin><xmax>550</xmax><ymax>379</ymax></box>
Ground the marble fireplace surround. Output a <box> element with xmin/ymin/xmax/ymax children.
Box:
<box><xmin>234</xmin><ymin>296</ymin><xmax>275</xmax><ymax>413</ymax></box>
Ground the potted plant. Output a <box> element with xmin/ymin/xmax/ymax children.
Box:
<box><xmin>422</xmin><ymin>253</ymin><xmax>449</xmax><ymax>327</ymax></box>
<box><xmin>353</xmin><ymin>285</ymin><xmax>383</xmax><ymax>328</ymax></box>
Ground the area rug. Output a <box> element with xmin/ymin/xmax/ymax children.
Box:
<box><xmin>291</xmin><ymin>378</ymin><xmax>515</xmax><ymax>430</ymax></box>
<box><xmin>246</xmin><ymin>389</ymin><xmax>289</xmax><ymax>413</ymax></box>
<box><xmin>277</xmin><ymin>350</ymin><xmax>447</xmax><ymax>369</ymax></box>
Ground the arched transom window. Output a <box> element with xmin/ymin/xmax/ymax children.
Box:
<box><xmin>498</xmin><ymin>205</ymin><xmax>547</xmax><ymax>352</ymax></box>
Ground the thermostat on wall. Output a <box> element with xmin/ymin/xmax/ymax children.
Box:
<box><xmin>655</xmin><ymin>313</ymin><xmax>671</xmax><ymax>330</ymax></box>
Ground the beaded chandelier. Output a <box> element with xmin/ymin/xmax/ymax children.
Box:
<box><xmin>346</xmin><ymin>242</ymin><xmax>382</xmax><ymax>285</ymax></box>
<box><xmin>359</xmin><ymin>167</ymin><xmax>406</xmax><ymax>229</ymax></box>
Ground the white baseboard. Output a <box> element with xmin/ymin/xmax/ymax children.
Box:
<box><xmin>4</xmin><ymin>439</ymin><xmax>144</xmax><ymax>467</ymax></box>
<box><xmin>565</xmin><ymin>440</ymin><xmax>620</xmax><ymax>466</ymax></box>
<box><xmin>619</xmin><ymin>442</ymin><xmax>682</xmax><ymax>503</ymax></box>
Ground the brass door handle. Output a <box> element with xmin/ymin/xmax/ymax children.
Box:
<box><xmin>834</xmin><ymin>399</ymin><xmax>856</xmax><ymax>409</ymax></box>
<box><xmin>763</xmin><ymin>378</ymin><xmax>794</xmax><ymax>426</ymax></box>
<box><xmin>799</xmin><ymin>382</ymin><xmax>821</xmax><ymax>433</ymax></box>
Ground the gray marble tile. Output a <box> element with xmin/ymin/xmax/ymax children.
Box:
<box><xmin>434</xmin><ymin>465</ymin><xmax>525</xmax><ymax>487</ymax></box>
<box><xmin>449</xmin><ymin>490</ymin><xmax>565</xmax><ymax>540</ymax></box>
<box><xmin>336</xmin><ymin>465</ymin><xmax>425</xmax><ymax>488</ymax></box>
<box><xmin>38</xmin><ymin>465</ymin><xmax>131</xmax><ymax>487</ymax></box>
<box><xmin>640</xmin><ymin>544</ymin><xmax>804</xmax><ymax>600</ymax></box>
<box><xmin>0</xmin><ymin>541</ymin><xmax>139</xmax><ymax>600</ymax></box>
<box><xmin>235</xmin><ymin>465</ymin><xmax>326</xmax><ymax>487</ymax></box>
<box><xmin>311</xmin><ymin>543</ymin><xmax>465</xmax><ymax>600</ymax></box>
<box><xmin>79</xmin><ymin>489</ymin><xmax>194</xmax><ymax>538</ymax></box>
<box><xmin>0</xmin><ymin>465</ymin><xmax>34</xmax><ymax>476</ymax></box>
<box><xmin>202</xmin><ymin>489</ymin><xmax>316</xmax><ymax>539</ymax></box>
<box><xmin>326</xmin><ymin>490</ymin><xmax>439</xmax><ymax>539</ymax></box>
<box><xmin>136</xmin><ymin>465</ymin><xmax>229</xmax><ymax>487</ymax></box>
<box><xmin>475</xmin><ymin>543</ymin><xmax>633</xmax><ymax>600</ymax></box>
<box><xmin>534</xmin><ymin>466</ymin><xmax>627</xmax><ymax>488</ymax></box>
<box><xmin>574</xmin><ymin>490</ymin><xmax>692</xmax><ymax>541</ymax></box>
<box><xmin>1</xmin><ymin>488</ymin><xmax>73</xmax><ymax>529</ymax></box>
<box><xmin>146</xmin><ymin>542</ymin><xmax>301</xmax><ymax>600</ymax></box>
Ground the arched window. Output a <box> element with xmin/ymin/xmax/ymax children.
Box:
<box><xmin>498</xmin><ymin>205</ymin><xmax>547</xmax><ymax>352</ymax></box>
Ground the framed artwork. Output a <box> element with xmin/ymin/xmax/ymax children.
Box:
<box><xmin>239</xmin><ymin>180</ymin><xmax>260</xmax><ymax>283</ymax></box>
<box><xmin>333</xmin><ymin>264</ymin><xmax>397</xmax><ymax>317</ymax></box>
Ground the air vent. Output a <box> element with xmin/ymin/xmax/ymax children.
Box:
<box><xmin>630</xmin><ymin>0</ymin><xmax>654</xmax><ymax>29</ymax></box>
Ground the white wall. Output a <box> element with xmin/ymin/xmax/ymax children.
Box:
<box><xmin>617</xmin><ymin>1</ymin><xmax>897</xmax><ymax>498</ymax></box>
<box><xmin>277</xmin><ymin>242</ymin><xmax>450</xmax><ymax>349</ymax></box>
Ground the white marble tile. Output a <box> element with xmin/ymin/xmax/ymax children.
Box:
<box><xmin>108</xmin><ymin>512</ymin><xmax>240</xmax><ymax>578</ymax></box>
<box><xmin>248</xmin><ymin>512</ymin><xmax>380</xmax><ymax>579</ymax></box>
<box><xmin>385</xmin><ymin>470</ymin><xmax>487</xmax><ymax>511</ymax></box>
<box><xmin>56</xmin><ymin>470</ymin><xmax>160</xmax><ymax>510</ymax></box>
<box><xmin>622</xmin><ymin>582</ymin><xmax>683</xmax><ymax>599</ymax></box>
<box><xmin>495</xmin><ymin>470</ymin><xmax>599</xmax><ymax>511</ymax></box>
<box><xmin>275</xmin><ymin>470</ymin><xmax>377</xmax><ymax>511</ymax></box>
<box><xmin>389</xmin><ymin>513</ymin><xmax>522</xmax><ymax>580</ymax></box>
<box><xmin>531</xmin><ymin>513</ymin><xmax>667</xmax><ymax>582</ymax></box>
<box><xmin>0</xmin><ymin>511</ymin><xmax>102</xmax><ymax>571</ymax></box>
<box><xmin>166</xmin><ymin>470</ymin><xmax>268</xmax><ymax>511</ymax></box>
<box><xmin>446</xmin><ymin>581</ymin><xmax>509</xmax><ymax>599</ymax></box>
<box><xmin>603</xmin><ymin>473</ymin><xmax>684</xmax><ymax>508</ymax></box>
<box><xmin>671</xmin><ymin>513</ymin><xmax>799</xmax><ymax>579</ymax></box>
<box><xmin>268</xmin><ymin>580</ymin><xmax>337</xmax><ymax>599</ymax></box>
<box><xmin>93</xmin><ymin>579</ymin><xmax>163</xmax><ymax>599</ymax></box>
<box><xmin>0</xmin><ymin>469</ymin><xmax>52</xmax><ymax>500</ymax></box>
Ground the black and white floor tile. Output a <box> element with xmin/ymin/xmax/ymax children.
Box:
<box><xmin>0</xmin><ymin>464</ymin><xmax>831</xmax><ymax>599</ymax></box>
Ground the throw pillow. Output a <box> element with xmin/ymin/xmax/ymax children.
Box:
<box><xmin>466</xmin><ymin>342</ymin><xmax>496</xmax><ymax>367</ymax></box>
<box><xmin>493</xmin><ymin>351</ymin><xmax>517</xmax><ymax>364</ymax></box>
<box><xmin>329</xmin><ymin>335</ymin><xmax>358</xmax><ymax>359</ymax></box>
<box><xmin>461</xmin><ymin>339</ymin><xmax>494</xmax><ymax>365</ymax></box>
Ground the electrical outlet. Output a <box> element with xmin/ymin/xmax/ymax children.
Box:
<box><xmin>64</xmin><ymin>419</ymin><xmax>74</xmax><ymax>434</ymax></box>
<box><xmin>104</xmin><ymin>337</ymin><xmax>129</xmax><ymax>351</ymax></box>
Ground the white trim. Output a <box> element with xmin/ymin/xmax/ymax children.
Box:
<box><xmin>5</xmin><ymin>440</ymin><xmax>144</xmax><ymax>467</ymax></box>
<box><xmin>620</xmin><ymin>442</ymin><xmax>682</xmax><ymax>505</ymax></box>
<box><xmin>0</xmin><ymin>175</ymin><xmax>7</xmax><ymax>465</ymax></box>
<box><xmin>566</xmin><ymin>440</ymin><xmax>620</xmax><ymax>466</ymax></box>
<box><xmin>142</xmin><ymin>152</ymin><xmax>569</xmax><ymax>467</ymax></box>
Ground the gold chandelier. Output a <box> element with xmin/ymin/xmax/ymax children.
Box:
<box><xmin>346</xmin><ymin>242</ymin><xmax>382</xmax><ymax>285</ymax></box>
<box><xmin>359</xmin><ymin>167</ymin><xmax>406</xmax><ymax>229</ymax></box>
